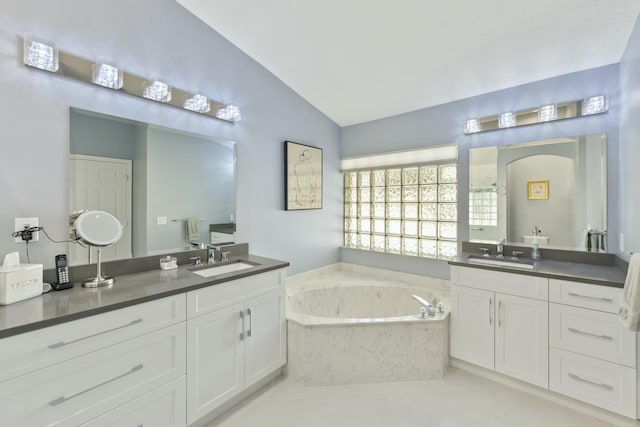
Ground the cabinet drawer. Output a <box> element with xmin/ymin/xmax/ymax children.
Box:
<box><xmin>450</xmin><ymin>266</ymin><xmax>548</xmax><ymax>300</ymax></box>
<box><xmin>550</xmin><ymin>303</ymin><xmax>636</xmax><ymax>367</ymax></box>
<box><xmin>0</xmin><ymin>323</ymin><xmax>186</xmax><ymax>427</ymax></box>
<box><xmin>0</xmin><ymin>294</ymin><xmax>186</xmax><ymax>382</ymax></box>
<box><xmin>549</xmin><ymin>347</ymin><xmax>636</xmax><ymax>418</ymax></box>
<box><xmin>187</xmin><ymin>269</ymin><xmax>284</xmax><ymax>318</ymax></box>
<box><xmin>80</xmin><ymin>376</ymin><xmax>186</xmax><ymax>427</ymax></box>
<box><xmin>549</xmin><ymin>279</ymin><xmax>622</xmax><ymax>313</ymax></box>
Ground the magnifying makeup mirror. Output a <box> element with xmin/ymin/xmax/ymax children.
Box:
<box><xmin>70</xmin><ymin>210</ymin><xmax>123</xmax><ymax>287</ymax></box>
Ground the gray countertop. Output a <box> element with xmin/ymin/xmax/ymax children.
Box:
<box><xmin>449</xmin><ymin>252</ymin><xmax>627</xmax><ymax>288</ymax></box>
<box><xmin>0</xmin><ymin>254</ymin><xmax>289</xmax><ymax>339</ymax></box>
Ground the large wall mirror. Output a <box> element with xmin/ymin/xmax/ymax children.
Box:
<box><xmin>469</xmin><ymin>134</ymin><xmax>607</xmax><ymax>252</ymax></box>
<box><xmin>69</xmin><ymin>108</ymin><xmax>236</xmax><ymax>265</ymax></box>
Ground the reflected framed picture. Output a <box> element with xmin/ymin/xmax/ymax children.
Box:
<box><xmin>528</xmin><ymin>180</ymin><xmax>549</xmax><ymax>199</ymax></box>
<box><xmin>285</xmin><ymin>141</ymin><xmax>323</xmax><ymax>210</ymax></box>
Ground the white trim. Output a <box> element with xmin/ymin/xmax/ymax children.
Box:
<box><xmin>341</xmin><ymin>145</ymin><xmax>458</xmax><ymax>171</ymax></box>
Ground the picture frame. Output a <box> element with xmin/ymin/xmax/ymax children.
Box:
<box><xmin>284</xmin><ymin>141</ymin><xmax>323</xmax><ymax>210</ymax></box>
<box><xmin>527</xmin><ymin>180</ymin><xmax>549</xmax><ymax>199</ymax></box>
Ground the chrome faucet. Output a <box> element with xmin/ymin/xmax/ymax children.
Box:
<box><xmin>207</xmin><ymin>248</ymin><xmax>217</xmax><ymax>264</ymax></box>
<box><xmin>412</xmin><ymin>295</ymin><xmax>436</xmax><ymax>317</ymax></box>
<box><xmin>497</xmin><ymin>238</ymin><xmax>506</xmax><ymax>258</ymax></box>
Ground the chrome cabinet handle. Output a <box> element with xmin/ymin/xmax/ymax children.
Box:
<box><xmin>568</xmin><ymin>327</ymin><xmax>613</xmax><ymax>340</ymax></box>
<box><xmin>48</xmin><ymin>318</ymin><xmax>143</xmax><ymax>349</ymax></box>
<box><xmin>568</xmin><ymin>373</ymin><xmax>613</xmax><ymax>390</ymax></box>
<box><xmin>49</xmin><ymin>364</ymin><xmax>143</xmax><ymax>406</ymax></box>
<box><xmin>498</xmin><ymin>300</ymin><xmax>502</xmax><ymax>327</ymax></box>
<box><xmin>247</xmin><ymin>308</ymin><xmax>252</xmax><ymax>338</ymax></box>
<box><xmin>239</xmin><ymin>311</ymin><xmax>245</xmax><ymax>340</ymax></box>
<box><xmin>489</xmin><ymin>298</ymin><xmax>492</xmax><ymax>325</ymax></box>
<box><xmin>567</xmin><ymin>292</ymin><xmax>613</xmax><ymax>303</ymax></box>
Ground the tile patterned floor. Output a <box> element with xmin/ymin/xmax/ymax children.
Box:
<box><xmin>206</xmin><ymin>368</ymin><xmax>634</xmax><ymax>427</ymax></box>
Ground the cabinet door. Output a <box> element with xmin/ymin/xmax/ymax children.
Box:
<box><xmin>495</xmin><ymin>293</ymin><xmax>548</xmax><ymax>388</ymax></box>
<box><xmin>186</xmin><ymin>302</ymin><xmax>244</xmax><ymax>425</ymax></box>
<box><xmin>244</xmin><ymin>289</ymin><xmax>286</xmax><ymax>387</ymax></box>
<box><xmin>450</xmin><ymin>285</ymin><xmax>494</xmax><ymax>370</ymax></box>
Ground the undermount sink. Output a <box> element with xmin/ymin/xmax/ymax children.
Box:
<box><xmin>467</xmin><ymin>255</ymin><xmax>535</xmax><ymax>270</ymax></box>
<box><xmin>192</xmin><ymin>261</ymin><xmax>257</xmax><ymax>277</ymax></box>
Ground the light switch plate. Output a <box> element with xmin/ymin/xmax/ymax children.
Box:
<box><xmin>14</xmin><ymin>217</ymin><xmax>39</xmax><ymax>242</ymax></box>
<box><xmin>157</xmin><ymin>216</ymin><xmax>167</xmax><ymax>225</ymax></box>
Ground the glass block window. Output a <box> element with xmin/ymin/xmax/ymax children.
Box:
<box><xmin>344</xmin><ymin>164</ymin><xmax>458</xmax><ymax>260</ymax></box>
<box><xmin>469</xmin><ymin>191</ymin><xmax>497</xmax><ymax>226</ymax></box>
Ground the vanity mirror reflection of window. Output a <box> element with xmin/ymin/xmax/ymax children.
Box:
<box><xmin>68</xmin><ymin>108</ymin><xmax>237</xmax><ymax>266</ymax></box>
<box><xmin>468</xmin><ymin>134</ymin><xmax>607</xmax><ymax>252</ymax></box>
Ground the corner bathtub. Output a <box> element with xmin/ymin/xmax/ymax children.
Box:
<box><xmin>286</xmin><ymin>267</ymin><xmax>449</xmax><ymax>386</ymax></box>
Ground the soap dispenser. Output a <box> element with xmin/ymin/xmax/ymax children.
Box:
<box><xmin>531</xmin><ymin>234</ymin><xmax>541</xmax><ymax>260</ymax></box>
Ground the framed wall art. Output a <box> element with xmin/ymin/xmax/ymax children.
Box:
<box><xmin>285</xmin><ymin>140</ymin><xmax>323</xmax><ymax>210</ymax></box>
<box><xmin>527</xmin><ymin>180</ymin><xmax>549</xmax><ymax>199</ymax></box>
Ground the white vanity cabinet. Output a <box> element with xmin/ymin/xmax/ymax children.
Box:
<box><xmin>0</xmin><ymin>294</ymin><xmax>187</xmax><ymax>427</ymax></box>
<box><xmin>186</xmin><ymin>269</ymin><xmax>286</xmax><ymax>425</ymax></box>
<box><xmin>450</xmin><ymin>266</ymin><xmax>549</xmax><ymax>388</ymax></box>
<box><xmin>548</xmin><ymin>279</ymin><xmax>637</xmax><ymax>418</ymax></box>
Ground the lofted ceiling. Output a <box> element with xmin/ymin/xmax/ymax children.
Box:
<box><xmin>177</xmin><ymin>0</ymin><xmax>640</xmax><ymax>127</ymax></box>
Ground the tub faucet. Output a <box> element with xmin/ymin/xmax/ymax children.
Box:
<box><xmin>412</xmin><ymin>295</ymin><xmax>436</xmax><ymax>317</ymax></box>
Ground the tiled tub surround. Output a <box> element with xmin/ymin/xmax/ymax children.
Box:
<box><xmin>286</xmin><ymin>263</ymin><xmax>450</xmax><ymax>386</ymax></box>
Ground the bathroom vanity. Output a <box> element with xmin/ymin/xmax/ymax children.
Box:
<box><xmin>449</xmin><ymin>252</ymin><xmax>636</xmax><ymax>418</ymax></box>
<box><xmin>0</xmin><ymin>254</ymin><xmax>288</xmax><ymax>427</ymax></box>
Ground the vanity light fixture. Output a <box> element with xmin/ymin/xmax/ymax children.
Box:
<box><xmin>91</xmin><ymin>61</ymin><xmax>123</xmax><ymax>89</ymax></box>
<box><xmin>23</xmin><ymin>34</ymin><xmax>58</xmax><ymax>72</ymax></box>
<box><xmin>498</xmin><ymin>112</ymin><xmax>516</xmax><ymax>128</ymax></box>
<box><xmin>537</xmin><ymin>104</ymin><xmax>557</xmax><ymax>122</ymax></box>
<box><xmin>463</xmin><ymin>95</ymin><xmax>608</xmax><ymax>134</ymax></box>
<box><xmin>143</xmin><ymin>78</ymin><xmax>172</xmax><ymax>103</ymax></box>
<box><xmin>183</xmin><ymin>94</ymin><xmax>211</xmax><ymax>113</ymax></box>
<box><xmin>20</xmin><ymin>33</ymin><xmax>241</xmax><ymax>123</ymax></box>
<box><xmin>216</xmin><ymin>104</ymin><xmax>242</xmax><ymax>122</ymax></box>
<box><xmin>582</xmin><ymin>95</ymin><xmax>607</xmax><ymax>115</ymax></box>
<box><xmin>464</xmin><ymin>118</ymin><xmax>481</xmax><ymax>134</ymax></box>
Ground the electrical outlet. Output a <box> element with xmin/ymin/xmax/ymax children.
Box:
<box><xmin>14</xmin><ymin>217</ymin><xmax>39</xmax><ymax>243</ymax></box>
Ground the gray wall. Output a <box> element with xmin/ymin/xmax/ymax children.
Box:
<box><xmin>145</xmin><ymin>126</ymin><xmax>235</xmax><ymax>253</ymax></box>
<box><xmin>506</xmin><ymin>155</ymin><xmax>576</xmax><ymax>248</ymax></box>
<box><xmin>0</xmin><ymin>0</ymin><xmax>341</xmax><ymax>275</ymax></box>
<box><xmin>70</xmin><ymin>111</ymin><xmax>136</xmax><ymax>160</ymax></box>
<box><xmin>341</xmin><ymin>65</ymin><xmax>620</xmax><ymax>279</ymax></box>
<box><xmin>619</xmin><ymin>14</ymin><xmax>640</xmax><ymax>257</ymax></box>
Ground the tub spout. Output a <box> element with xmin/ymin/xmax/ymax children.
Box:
<box><xmin>412</xmin><ymin>295</ymin><xmax>436</xmax><ymax>317</ymax></box>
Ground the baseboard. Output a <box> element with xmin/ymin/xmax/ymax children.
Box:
<box><xmin>451</xmin><ymin>359</ymin><xmax>638</xmax><ymax>427</ymax></box>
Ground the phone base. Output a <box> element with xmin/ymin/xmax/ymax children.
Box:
<box><xmin>82</xmin><ymin>276</ymin><xmax>114</xmax><ymax>288</ymax></box>
<box><xmin>52</xmin><ymin>282</ymin><xmax>73</xmax><ymax>291</ymax></box>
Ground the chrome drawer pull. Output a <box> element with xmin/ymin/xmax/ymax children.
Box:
<box><xmin>247</xmin><ymin>308</ymin><xmax>252</xmax><ymax>338</ymax></box>
<box><xmin>567</xmin><ymin>292</ymin><xmax>613</xmax><ymax>303</ymax></box>
<box><xmin>488</xmin><ymin>299</ymin><xmax>492</xmax><ymax>325</ymax></box>
<box><xmin>568</xmin><ymin>327</ymin><xmax>613</xmax><ymax>340</ymax></box>
<box><xmin>240</xmin><ymin>311</ymin><xmax>245</xmax><ymax>340</ymax></box>
<box><xmin>48</xmin><ymin>318</ymin><xmax>143</xmax><ymax>349</ymax></box>
<box><xmin>49</xmin><ymin>364</ymin><xmax>143</xmax><ymax>406</ymax></box>
<box><xmin>568</xmin><ymin>373</ymin><xmax>613</xmax><ymax>390</ymax></box>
